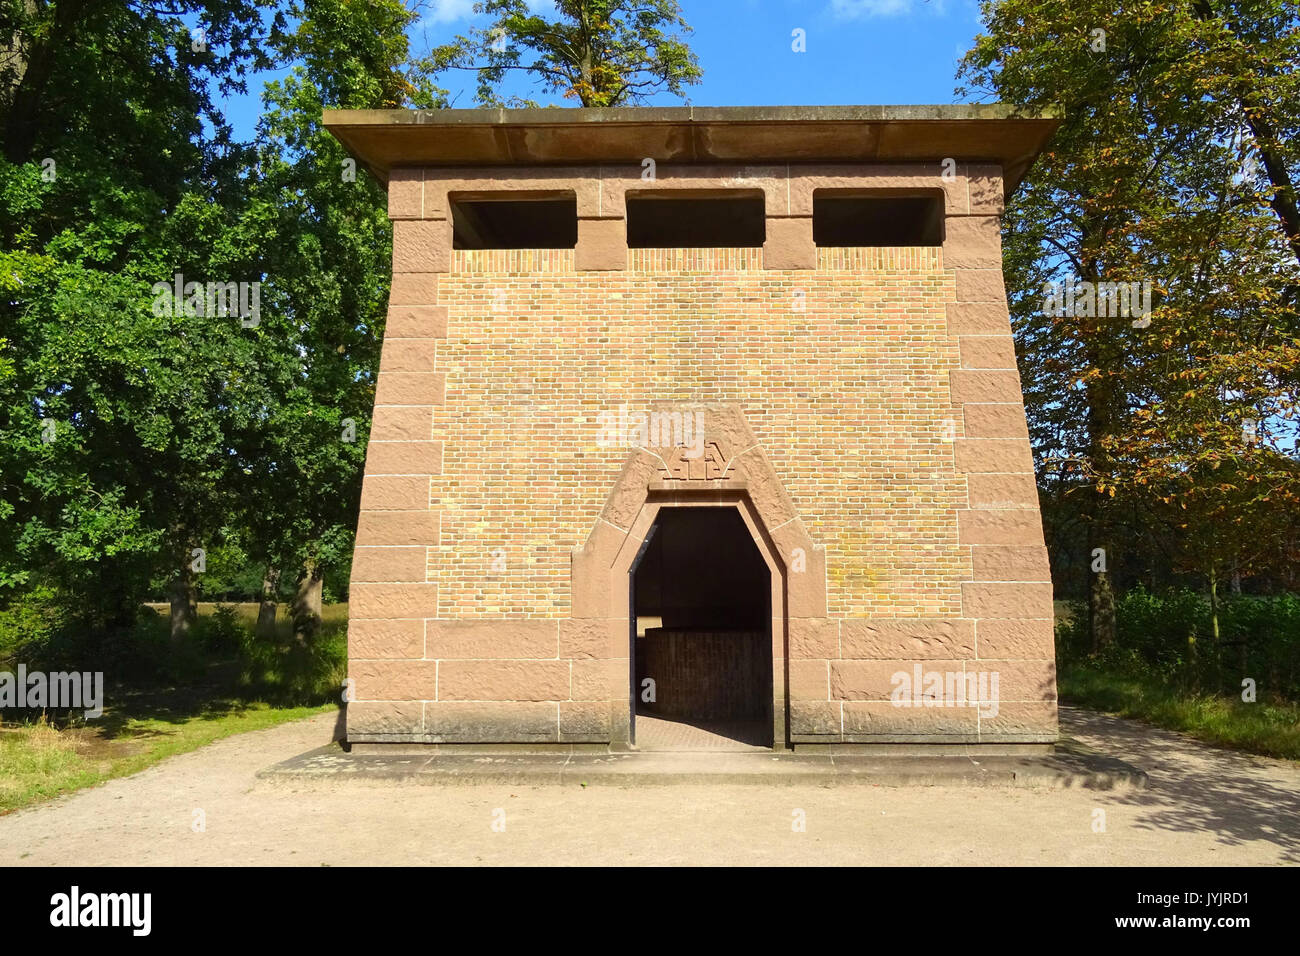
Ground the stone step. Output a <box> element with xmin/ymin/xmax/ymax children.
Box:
<box><xmin>259</xmin><ymin>742</ymin><xmax>1147</xmax><ymax>790</ymax></box>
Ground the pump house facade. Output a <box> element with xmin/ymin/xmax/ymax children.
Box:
<box><xmin>326</xmin><ymin>106</ymin><xmax>1060</xmax><ymax>751</ymax></box>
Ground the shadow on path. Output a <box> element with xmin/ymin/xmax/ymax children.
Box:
<box><xmin>1062</xmin><ymin>705</ymin><xmax>1300</xmax><ymax>863</ymax></box>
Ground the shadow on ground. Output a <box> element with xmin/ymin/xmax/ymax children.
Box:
<box><xmin>1062</xmin><ymin>705</ymin><xmax>1300</xmax><ymax>863</ymax></box>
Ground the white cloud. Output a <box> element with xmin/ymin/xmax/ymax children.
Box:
<box><xmin>420</xmin><ymin>0</ymin><xmax>552</xmax><ymax>27</ymax></box>
<box><xmin>424</xmin><ymin>0</ymin><xmax>476</xmax><ymax>24</ymax></box>
<box><xmin>830</xmin><ymin>0</ymin><xmax>919</xmax><ymax>18</ymax></box>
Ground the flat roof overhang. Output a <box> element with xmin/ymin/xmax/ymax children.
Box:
<box><xmin>322</xmin><ymin>105</ymin><xmax>1060</xmax><ymax>198</ymax></box>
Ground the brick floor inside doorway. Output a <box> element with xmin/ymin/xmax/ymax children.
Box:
<box><xmin>633</xmin><ymin>712</ymin><xmax>771</xmax><ymax>751</ymax></box>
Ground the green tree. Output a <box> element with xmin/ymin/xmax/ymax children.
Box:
<box><xmin>430</xmin><ymin>0</ymin><xmax>702</xmax><ymax>107</ymax></box>
<box><xmin>242</xmin><ymin>0</ymin><xmax>442</xmax><ymax>643</ymax></box>
<box><xmin>959</xmin><ymin>0</ymin><xmax>1300</xmax><ymax>650</ymax></box>
<box><xmin>0</xmin><ymin>0</ymin><xmax>273</xmax><ymax>644</ymax></box>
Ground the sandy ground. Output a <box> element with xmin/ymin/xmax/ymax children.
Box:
<box><xmin>2</xmin><ymin>706</ymin><xmax>1297</xmax><ymax>866</ymax></box>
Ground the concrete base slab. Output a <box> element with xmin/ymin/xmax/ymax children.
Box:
<box><xmin>259</xmin><ymin>737</ymin><xmax>1147</xmax><ymax>790</ymax></box>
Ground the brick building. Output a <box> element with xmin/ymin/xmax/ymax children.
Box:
<box><xmin>325</xmin><ymin>106</ymin><xmax>1060</xmax><ymax>751</ymax></box>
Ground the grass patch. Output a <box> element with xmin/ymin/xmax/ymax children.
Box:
<box><xmin>0</xmin><ymin>701</ymin><xmax>334</xmax><ymax>815</ymax></box>
<box><xmin>0</xmin><ymin>600</ymin><xmax>348</xmax><ymax>814</ymax></box>
<box><xmin>1060</xmin><ymin>662</ymin><xmax>1300</xmax><ymax>761</ymax></box>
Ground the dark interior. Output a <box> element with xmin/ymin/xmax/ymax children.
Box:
<box><xmin>632</xmin><ymin>508</ymin><xmax>772</xmax><ymax>746</ymax></box>
<box><xmin>813</xmin><ymin>192</ymin><xmax>944</xmax><ymax>246</ymax></box>
<box><xmin>626</xmin><ymin>193</ymin><xmax>766</xmax><ymax>248</ymax></box>
<box><xmin>451</xmin><ymin>195</ymin><xmax>578</xmax><ymax>249</ymax></box>
<box><xmin>448</xmin><ymin>190</ymin><xmax>942</xmax><ymax>250</ymax></box>
<box><xmin>634</xmin><ymin>508</ymin><xmax>768</xmax><ymax>629</ymax></box>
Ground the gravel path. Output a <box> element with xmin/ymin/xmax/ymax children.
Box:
<box><xmin>3</xmin><ymin>706</ymin><xmax>1297</xmax><ymax>865</ymax></box>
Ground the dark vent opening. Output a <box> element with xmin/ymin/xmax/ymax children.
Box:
<box><xmin>451</xmin><ymin>194</ymin><xmax>577</xmax><ymax>249</ymax></box>
<box><xmin>626</xmin><ymin>193</ymin><xmax>766</xmax><ymax>248</ymax></box>
<box><xmin>813</xmin><ymin>193</ymin><xmax>944</xmax><ymax>246</ymax></box>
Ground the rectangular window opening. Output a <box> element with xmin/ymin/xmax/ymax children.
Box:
<box><xmin>626</xmin><ymin>192</ymin><xmax>766</xmax><ymax>248</ymax></box>
<box><xmin>451</xmin><ymin>192</ymin><xmax>577</xmax><ymax>249</ymax></box>
<box><xmin>813</xmin><ymin>192</ymin><xmax>944</xmax><ymax>246</ymax></box>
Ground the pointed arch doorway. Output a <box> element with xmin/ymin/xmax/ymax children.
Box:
<box><xmin>570</xmin><ymin>406</ymin><xmax>827</xmax><ymax>752</ymax></box>
<box><xmin>630</xmin><ymin>505</ymin><xmax>773</xmax><ymax>750</ymax></box>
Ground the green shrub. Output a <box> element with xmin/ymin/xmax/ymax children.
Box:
<box><xmin>235</xmin><ymin>613</ymin><xmax>347</xmax><ymax>707</ymax></box>
<box><xmin>1058</xmin><ymin>588</ymin><xmax>1300</xmax><ymax>702</ymax></box>
<box><xmin>1059</xmin><ymin>661</ymin><xmax>1300</xmax><ymax>760</ymax></box>
<box><xmin>0</xmin><ymin>584</ymin><xmax>66</xmax><ymax>664</ymax></box>
<box><xmin>196</xmin><ymin>604</ymin><xmax>243</xmax><ymax>658</ymax></box>
<box><xmin>1219</xmin><ymin>594</ymin><xmax>1300</xmax><ymax>698</ymax></box>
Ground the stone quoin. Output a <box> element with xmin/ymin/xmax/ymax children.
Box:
<box><xmin>325</xmin><ymin>105</ymin><xmax>1061</xmax><ymax>751</ymax></box>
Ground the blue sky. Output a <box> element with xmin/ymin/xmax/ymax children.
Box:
<box><xmin>419</xmin><ymin>0</ymin><xmax>988</xmax><ymax>105</ymax></box>
<box><xmin>220</xmin><ymin>0</ymin><xmax>992</xmax><ymax>137</ymax></box>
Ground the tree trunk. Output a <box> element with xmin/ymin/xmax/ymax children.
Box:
<box><xmin>1191</xmin><ymin>0</ymin><xmax>1300</xmax><ymax>270</ymax></box>
<box><xmin>169</xmin><ymin>563</ymin><xmax>197</xmax><ymax>645</ymax></box>
<box><xmin>1208</xmin><ymin>567</ymin><xmax>1221</xmax><ymax>644</ymax></box>
<box><xmin>2</xmin><ymin>0</ymin><xmax>93</xmax><ymax>165</ymax></box>
<box><xmin>291</xmin><ymin>559</ymin><xmax>324</xmax><ymax>646</ymax></box>
<box><xmin>1081</xmin><ymin>255</ymin><xmax>1120</xmax><ymax>656</ymax></box>
<box><xmin>1088</xmin><ymin>561</ymin><xmax>1117</xmax><ymax>654</ymax></box>
<box><xmin>1208</xmin><ymin>565</ymin><xmax>1222</xmax><ymax>692</ymax></box>
<box><xmin>256</xmin><ymin>566</ymin><xmax>281</xmax><ymax>641</ymax></box>
<box><xmin>1086</xmin><ymin>520</ymin><xmax>1117</xmax><ymax>654</ymax></box>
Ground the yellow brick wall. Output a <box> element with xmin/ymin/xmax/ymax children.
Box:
<box><xmin>428</xmin><ymin>246</ymin><xmax>968</xmax><ymax>618</ymax></box>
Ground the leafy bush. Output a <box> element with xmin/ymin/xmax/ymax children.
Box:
<box><xmin>236</xmin><ymin>624</ymin><xmax>347</xmax><ymax>707</ymax></box>
<box><xmin>1219</xmin><ymin>593</ymin><xmax>1300</xmax><ymax>700</ymax></box>
<box><xmin>1</xmin><ymin>586</ymin><xmax>346</xmax><ymax>710</ymax></box>
<box><xmin>1059</xmin><ymin>662</ymin><xmax>1300</xmax><ymax>760</ymax></box>
<box><xmin>1058</xmin><ymin>588</ymin><xmax>1300</xmax><ymax>701</ymax></box>
<box><xmin>197</xmin><ymin>604</ymin><xmax>243</xmax><ymax>658</ymax></box>
<box><xmin>0</xmin><ymin>584</ymin><xmax>66</xmax><ymax>664</ymax></box>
